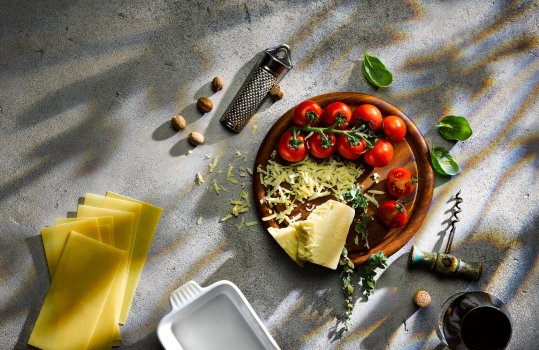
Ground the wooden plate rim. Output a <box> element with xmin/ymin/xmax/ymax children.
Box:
<box><xmin>253</xmin><ymin>92</ymin><xmax>434</xmax><ymax>265</ymax></box>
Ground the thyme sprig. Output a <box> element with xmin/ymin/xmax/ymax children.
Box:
<box><xmin>339</xmin><ymin>247</ymin><xmax>355</xmax><ymax>331</ymax></box>
<box><xmin>358</xmin><ymin>251</ymin><xmax>388</xmax><ymax>299</ymax></box>
<box><xmin>343</xmin><ymin>187</ymin><xmax>373</xmax><ymax>247</ymax></box>
<box><xmin>338</xmin><ymin>250</ymin><xmax>389</xmax><ymax>332</ymax></box>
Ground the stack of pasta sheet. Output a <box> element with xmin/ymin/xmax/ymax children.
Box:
<box><xmin>29</xmin><ymin>192</ymin><xmax>162</xmax><ymax>350</ymax></box>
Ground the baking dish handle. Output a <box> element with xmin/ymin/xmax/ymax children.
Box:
<box><xmin>169</xmin><ymin>281</ymin><xmax>204</xmax><ymax>310</ymax></box>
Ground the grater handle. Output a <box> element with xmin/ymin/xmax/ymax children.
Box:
<box><xmin>220</xmin><ymin>44</ymin><xmax>293</xmax><ymax>133</ymax></box>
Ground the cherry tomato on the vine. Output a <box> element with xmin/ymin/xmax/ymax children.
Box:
<box><xmin>363</xmin><ymin>139</ymin><xmax>394</xmax><ymax>168</ymax></box>
<box><xmin>376</xmin><ymin>200</ymin><xmax>408</xmax><ymax>228</ymax></box>
<box><xmin>293</xmin><ymin>100</ymin><xmax>322</xmax><ymax>127</ymax></box>
<box><xmin>321</xmin><ymin>102</ymin><xmax>352</xmax><ymax>129</ymax></box>
<box><xmin>386</xmin><ymin>167</ymin><xmax>418</xmax><ymax>198</ymax></box>
<box><xmin>350</xmin><ymin>104</ymin><xmax>383</xmax><ymax>130</ymax></box>
<box><xmin>278</xmin><ymin>130</ymin><xmax>307</xmax><ymax>163</ymax></box>
<box><xmin>382</xmin><ymin>115</ymin><xmax>407</xmax><ymax>142</ymax></box>
<box><xmin>336</xmin><ymin>134</ymin><xmax>367</xmax><ymax>160</ymax></box>
<box><xmin>307</xmin><ymin>132</ymin><xmax>336</xmax><ymax>159</ymax></box>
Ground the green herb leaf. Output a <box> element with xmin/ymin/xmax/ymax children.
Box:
<box><xmin>355</xmin><ymin>214</ymin><xmax>373</xmax><ymax>248</ymax></box>
<box><xmin>436</xmin><ymin>115</ymin><xmax>473</xmax><ymax>141</ymax></box>
<box><xmin>339</xmin><ymin>248</ymin><xmax>356</xmax><ymax>331</ymax></box>
<box><xmin>343</xmin><ymin>187</ymin><xmax>369</xmax><ymax>209</ymax></box>
<box><xmin>358</xmin><ymin>251</ymin><xmax>388</xmax><ymax>299</ymax></box>
<box><xmin>430</xmin><ymin>146</ymin><xmax>461</xmax><ymax>176</ymax></box>
<box><xmin>362</xmin><ymin>52</ymin><xmax>393</xmax><ymax>88</ymax></box>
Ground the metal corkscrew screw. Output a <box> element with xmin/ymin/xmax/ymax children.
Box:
<box><xmin>220</xmin><ymin>44</ymin><xmax>293</xmax><ymax>133</ymax></box>
<box><xmin>408</xmin><ymin>191</ymin><xmax>483</xmax><ymax>281</ymax></box>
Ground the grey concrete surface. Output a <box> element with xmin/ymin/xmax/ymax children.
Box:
<box><xmin>1</xmin><ymin>0</ymin><xmax>538</xmax><ymax>349</ymax></box>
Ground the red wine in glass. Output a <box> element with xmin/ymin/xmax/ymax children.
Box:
<box><xmin>438</xmin><ymin>291</ymin><xmax>512</xmax><ymax>350</ymax></box>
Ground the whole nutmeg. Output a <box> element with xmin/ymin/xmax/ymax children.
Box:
<box><xmin>188</xmin><ymin>132</ymin><xmax>204</xmax><ymax>146</ymax></box>
<box><xmin>171</xmin><ymin>114</ymin><xmax>186</xmax><ymax>130</ymax></box>
<box><xmin>413</xmin><ymin>290</ymin><xmax>431</xmax><ymax>308</ymax></box>
<box><xmin>197</xmin><ymin>97</ymin><xmax>213</xmax><ymax>113</ymax></box>
<box><xmin>270</xmin><ymin>85</ymin><xmax>284</xmax><ymax>101</ymax></box>
<box><xmin>211</xmin><ymin>76</ymin><xmax>224</xmax><ymax>92</ymax></box>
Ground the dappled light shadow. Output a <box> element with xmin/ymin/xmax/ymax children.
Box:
<box><xmin>1</xmin><ymin>0</ymin><xmax>538</xmax><ymax>348</ymax></box>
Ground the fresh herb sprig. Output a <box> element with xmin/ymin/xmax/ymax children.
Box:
<box><xmin>339</xmin><ymin>248</ymin><xmax>355</xmax><ymax>331</ymax></box>
<box><xmin>343</xmin><ymin>187</ymin><xmax>373</xmax><ymax>247</ymax></box>
<box><xmin>358</xmin><ymin>251</ymin><xmax>388</xmax><ymax>299</ymax></box>
<box><xmin>338</xmin><ymin>250</ymin><xmax>389</xmax><ymax>332</ymax></box>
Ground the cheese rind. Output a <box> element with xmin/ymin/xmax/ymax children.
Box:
<box><xmin>29</xmin><ymin>232</ymin><xmax>125</xmax><ymax>350</ymax></box>
<box><xmin>106</xmin><ymin>192</ymin><xmax>162</xmax><ymax>323</ymax></box>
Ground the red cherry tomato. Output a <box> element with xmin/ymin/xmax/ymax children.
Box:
<box><xmin>363</xmin><ymin>139</ymin><xmax>394</xmax><ymax>168</ymax></box>
<box><xmin>336</xmin><ymin>134</ymin><xmax>367</xmax><ymax>160</ymax></box>
<box><xmin>350</xmin><ymin>104</ymin><xmax>383</xmax><ymax>130</ymax></box>
<box><xmin>382</xmin><ymin>116</ymin><xmax>407</xmax><ymax>142</ymax></box>
<box><xmin>320</xmin><ymin>102</ymin><xmax>352</xmax><ymax>129</ymax></box>
<box><xmin>293</xmin><ymin>100</ymin><xmax>322</xmax><ymax>127</ymax></box>
<box><xmin>278</xmin><ymin>130</ymin><xmax>307</xmax><ymax>163</ymax></box>
<box><xmin>307</xmin><ymin>132</ymin><xmax>337</xmax><ymax>159</ymax></box>
<box><xmin>376</xmin><ymin>200</ymin><xmax>408</xmax><ymax>228</ymax></box>
<box><xmin>386</xmin><ymin>167</ymin><xmax>418</xmax><ymax>198</ymax></box>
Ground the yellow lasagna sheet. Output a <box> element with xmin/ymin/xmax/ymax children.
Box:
<box><xmin>29</xmin><ymin>232</ymin><xmax>125</xmax><ymax>350</ymax></box>
<box><xmin>40</xmin><ymin>218</ymin><xmax>101</xmax><ymax>280</ymax></box>
<box><xmin>106</xmin><ymin>192</ymin><xmax>162</xmax><ymax>323</ymax></box>
<box><xmin>56</xmin><ymin>216</ymin><xmax>114</xmax><ymax>246</ymax></box>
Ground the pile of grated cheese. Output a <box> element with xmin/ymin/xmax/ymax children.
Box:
<box><xmin>257</xmin><ymin>156</ymin><xmax>364</xmax><ymax>224</ymax></box>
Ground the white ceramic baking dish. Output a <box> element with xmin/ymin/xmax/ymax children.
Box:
<box><xmin>157</xmin><ymin>280</ymin><xmax>280</xmax><ymax>350</ymax></box>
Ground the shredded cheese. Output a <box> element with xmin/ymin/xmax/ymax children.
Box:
<box><xmin>209</xmin><ymin>156</ymin><xmax>219</xmax><ymax>173</ymax></box>
<box><xmin>227</xmin><ymin>164</ymin><xmax>239</xmax><ymax>185</ymax></box>
<box><xmin>257</xmin><ymin>156</ymin><xmax>364</xmax><ymax>224</ymax></box>
<box><xmin>196</xmin><ymin>172</ymin><xmax>205</xmax><ymax>185</ymax></box>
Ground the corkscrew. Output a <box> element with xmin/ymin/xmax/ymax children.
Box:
<box><xmin>408</xmin><ymin>191</ymin><xmax>483</xmax><ymax>281</ymax></box>
<box><xmin>220</xmin><ymin>44</ymin><xmax>293</xmax><ymax>133</ymax></box>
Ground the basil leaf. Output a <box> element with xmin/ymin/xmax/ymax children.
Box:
<box><xmin>430</xmin><ymin>146</ymin><xmax>461</xmax><ymax>176</ymax></box>
<box><xmin>436</xmin><ymin>115</ymin><xmax>473</xmax><ymax>141</ymax></box>
<box><xmin>362</xmin><ymin>52</ymin><xmax>393</xmax><ymax>88</ymax></box>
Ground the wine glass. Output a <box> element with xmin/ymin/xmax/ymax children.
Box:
<box><xmin>437</xmin><ymin>291</ymin><xmax>512</xmax><ymax>350</ymax></box>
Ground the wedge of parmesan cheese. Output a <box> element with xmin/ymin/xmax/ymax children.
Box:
<box><xmin>267</xmin><ymin>199</ymin><xmax>354</xmax><ymax>270</ymax></box>
<box><xmin>296</xmin><ymin>200</ymin><xmax>355</xmax><ymax>270</ymax></box>
<box><xmin>268</xmin><ymin>225</ymin><xmax>304</xmax><ymax>267</ymax></box>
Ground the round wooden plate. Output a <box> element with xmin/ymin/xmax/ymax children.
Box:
<box><xmin>253</xmin><ymin>92</ymin><xmax>433</xmax><ymax>266</ymax></box>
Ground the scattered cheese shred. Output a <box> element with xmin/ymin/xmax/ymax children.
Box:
<box><xmin>368</xmin><ymin>190</ymin><xmax>385</xmax><ymax>195</ymax></box>
<box><xmin>257</xmin><ymin>156</ymin><xmax>364</xmax><ymax>224</ymax></box>
<box><xmin>245</xmin><ymin>221</ymin><xmax>258</xmax><ymax>227</ymax></box>
<box><xmin>236</xmin><ymin>217</ymin><xmax>245</xmax><ymax>231</ymax></box>
<box><xmin>212</xmin><ymin>179</ymin><xmax>221</xmax><ymax>194</ymax></box>
<box><xmin>196</xmin><ymin>172</ymin><xmax>205</xmax><ymax>185</ymax></box>
<box><xmin>209</xmin><ymin>156</ymin><xmax>219</xmax><ymax>173</ymax></box>
<box><xmin>227</xmin><ymin>164</ymin><xmax>239</xmax><ymax>185</ymax></box>
<box><xmin>220</xmin><ymin>214</ymin><xmax>233</xmax><ymax>222</ymax></box>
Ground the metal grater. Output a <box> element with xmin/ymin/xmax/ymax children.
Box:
<box><xmin>220</xmin><ymin>45</ymin><xmax>293</xmax><ymax>133</ymax></box>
